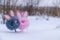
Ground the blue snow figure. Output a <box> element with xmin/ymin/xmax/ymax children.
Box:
<box><xmin>6</xmin><ymin>16</ymin><xmax>20</xmax><ymax>32</ymax></box>
<box><xmin>5</xmin><ymin>10</ymin><xmax>20</xmax><ymax>32</ymax></box>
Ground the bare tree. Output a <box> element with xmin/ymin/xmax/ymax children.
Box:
<box><xmin>0</xmin><ymin>0</ymin><xmax>1</xmax><ymax>4</ymax></box>
<box><xmin>27</xmin><ymin>0</ymin><xmax>40</xmax><ymax>7</ymax></box>
<box><xmin>27</xmin><ymin>0</ymin><xmax>42</xmax><ymax>20</ymax></box>
<box><xmin>53</xmin><ymin>0</ymin><xmax>60</xmax><ymax>17</ymax></box>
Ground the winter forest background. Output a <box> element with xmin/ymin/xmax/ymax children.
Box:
<box><xmin>0</xmin><ymin>0</ymin><xmax>60</xmax><ymax>16</ymax></box>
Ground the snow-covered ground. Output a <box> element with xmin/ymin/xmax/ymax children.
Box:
<box><xmin>0</xmin><ymin>16</ymin><xmax>60</xmax><ymax>40</ymax></box>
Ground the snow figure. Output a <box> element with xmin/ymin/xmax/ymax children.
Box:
<box><xmin>5</xmin><ymin>10</ymin><xmax>20</xmax><ymax>32</ymax></box>
<box><xmin>19</xmin><ymin>10</ymin><xmax>29</xmax><ymax>32</ymax></box>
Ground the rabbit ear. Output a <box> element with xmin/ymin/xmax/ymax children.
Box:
<box><xmin>25</xmin><ymin>11</ymin><xmax>28</xmax><ymax>15</ymax></box>
<box><xmin>22</xmin><ymin>11</ymin><xmax>28</xmax><ymax>18</ymax></box>
<box><xmin>4</xmin><ymin>15</ymin><xmax>11</xmax><ymax>20</ymax></box>
<box><xmin>10</xmin><ymin>10</ymin><xmax>14</xmax><ymax>16</ymax></box>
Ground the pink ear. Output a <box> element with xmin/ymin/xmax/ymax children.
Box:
<box><xmin>21</xmin><ymin>12</ymin><xmax>23</xmax><ymax>16</ymax></box>
<box><xmin>16</xmin><ymin>10</ymin><xmax>20</xmax><ymax>14</ymax></box>
<box><xmin>4</xmin><ymin>15</ymin><xmax>11</xmax><ymax>20</ymax></box>
<box><xmin>16</xmin><ymin>10</ymin><xmax>21</xmax><ymax>16</ymax></box>
<box><xmin>10</xmin><ymin>10</ymin><xmax>14</xmax><ymax>16</ymax></box>
<box><xmin>24</xmin><ymin>11</ymin><xmax>28</xmax><ymax>17</ymax></box>
<box><xmin>25</xmin><ymin>11</ymin><xmax>28</xmax><ymax>15</ymax></box>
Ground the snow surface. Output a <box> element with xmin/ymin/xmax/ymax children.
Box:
<box><xmin>0</xmin><ymin>16</ymin><xmax>60</xmax><ymax>40</ymax></box>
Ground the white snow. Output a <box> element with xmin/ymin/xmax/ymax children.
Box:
<box><xmin>0</xmin><ymin>16</ymin><xmax>60</xmax><ymax>40</ymax></box>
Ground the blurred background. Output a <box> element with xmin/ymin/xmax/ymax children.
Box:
<box><xmin>0</xmin><ymin>0</ymin><xmax>60</xmax><ymax>40</ymax></box>
<box><xmin>0</xmin><ymin>0</ymin><xmax>60</xmax><ymax>16</ymax></box>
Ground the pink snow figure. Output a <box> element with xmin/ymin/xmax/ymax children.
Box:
<box><xmin>17</xmin><ymin>10</ymin><xmax>29</xmax><ymax>32</ymax></box>
<box><xmin>20</xmin><ymin>11</ymin><xmax>29</xmax><ymax>31</ymax></box>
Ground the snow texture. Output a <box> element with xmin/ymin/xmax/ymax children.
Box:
<box><xmin>0</xmin><ymin>15</ymin><xmax>60</xmax><ymax>40</ymax></box>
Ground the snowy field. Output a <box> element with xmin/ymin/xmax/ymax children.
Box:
<box><xmin>0</xmin><ymin>16</ymin><xmax>60</xmax><ymax>40</ymax></box>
